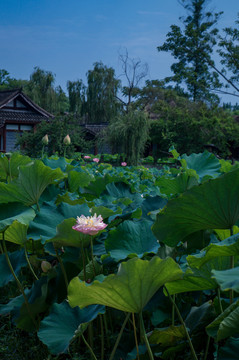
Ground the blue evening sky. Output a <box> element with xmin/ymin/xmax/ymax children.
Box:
<box><xmin>1</xmin><ymin>0</ymin><xmax>238</xmax><ymax>103</ymax></box>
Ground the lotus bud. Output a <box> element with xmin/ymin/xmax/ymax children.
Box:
<box><xmin>41</xmin><ymin>260</ymin><xmax>52</xmax><ymax>273</ymax></box>
<box><xmin>63</xmin><ymin>134</ymin><xmax>71</xmax><ymax>145</ymax></box>
<box><xmin>42</xmin><ymin>134</ymin><xmax>49</xmax><ymax>145</ymax></box>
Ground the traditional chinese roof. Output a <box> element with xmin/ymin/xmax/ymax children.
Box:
<box><xmin>0</xmin><ymin>111</ymin><xmax>47</xmax><ymax>123</ymax></box>
<box><xmin>82</xmin><ymin>123</ymin><xmax>108</xmax><ymax>136</ymax></box>
<box><xmin>0</xmin><ymin>88</ymin><xmax>54</xmax><ymax>122</ymax></box>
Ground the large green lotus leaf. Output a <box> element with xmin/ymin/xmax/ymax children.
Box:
<box><xmin>212</xmin><ymin>267</ymin><xmax>239</xmax><ymax>292</ymax></box>
<box><xmin>68</xmin><ymin>256</ymin><xmax>183</xmax><ymax>313</ymax></box>
<box><xmin>165</xmin><ymin>267</ymin><xmax>218</xmax><ymax>295</ymax></box>
<box><xmin>0</xmin><ymin>220</ymin><xmax>28</xmax><ymax>244</ymax></box>
<box><xmin>185</xmin><ymin>301</ymin><xmax>215</xmax><ymax>334</ymax></box>
<box><xmin>82</xmin><ymin>174</ymin><xmax>121</xmax><ymax>198</ymax></box>
<box><xmin>151</xmin><ymin>309</ymin><xmax>170</xmax><ymax>326</ymax></box>
<box><xmin>126</xmin><ymin>345</ymin><xmax>148</xmax><ymax>360</ymax></box>
<box><xmin>155</xmin><ymin>172</ymin><xmax>198</xmax><ymax>197</ymax></box>
<box><xmin>141</xmin><ymin>195</ymin><xmax>167</xmax><ymax>221</ymax></box>
<box><xmin>206</xmin><ymin>300</ymin><xmax>239</xmax><ymax>341</ymax></box>
<box><xmin>217</xmin><ymin>337</ymin><xmax>239</xmax><ymax>360</ymax></box>
<box><xmin>149</xmin><ymin>325</ymin><xmax>186</xmax><ymax>346</ymax></box>
<box><xmin>0</xmin><ymin>292</ymin><xmax>25</xmax><ymax>315</ymax></box>
<box><xmin>215</xmin><ymin>226</ymin><xmax>239</xmax><ymax>240</ymax></box>
<box><xmin>166</xmin><ymin>256</ymin><xmax>231</xmax><ymax>296</ymax></box>
<box><xmin>0</xmin><ymin>153</ymin><xmax>32</xmax><ymax>181</ymax></box>
<box><xmin>28</xmin><ymin>200</ymin><xmax>90</xmax><ymax>242</ymax></box>
<box><xmin>95</xmin><ymin>182</ymin><xmax>143</xmax><ymax>217</ymax></box>
<box><xmin>105</xmin><ymin>219</ymin><xmax>159</xmax><ymax>261</ymax></box>
<box><xmin>38</xmin><ymin>301</ymin><xmax>105</xmax><ymax>354</ymax></box>
<box><xmin>0</xmin><ymin>160</ymin><xmax>64</xmax><ymax>206</ymax></box>
<box><xmin>15</xmin><ymin>278</ymin><xmax>49</xmax><ymax>332</ymax></box>
<box><xmin>90</xmin><ymin>205</ymin><xmax>120</xmax><ymax>219</ymax></box>
<box><xmin>0</xmin><ymin>249</ymin><xmax>27</xmax><ymax>287</ymax></box>
<box><xmin>48</xmin><ymin>218</ymin><xmax>91</xmax><ymax>248</ymax></box>
<box><xmin>181</xmin><ymin>151</ymin><xmax>221</xmax><ymax>180</ymax></box>
<box><xmin>152</xmin><ymin>168</ymin><xmax>239</xmax><ymax>247</ymax></box>
<box><xmin>55</xmin><ymin>192</ymin><xmax>92</xmax><ymax>207</ymax></box>
<box><xmin>187</xmin><ymin>234</ymin><xmax>239</xmax><ymax>269</ymax></box>
<box><xmin>78</xmin><ymin>259</ymin><xmax>103</xmax><ymax>280</ymax></box>
<box><xmin>106</xmin><ymin>182</ymin><xmax>143</xmax><ymax>207</ymax></box>
<box><xmin>68</xmin><ymin>170</ymin><xmax>93</xmax><ymax>192</ymax></box>
<box><xmin>43</xmin><ymin>157</ymin><xmax>69</xmax><ymax>171</ymax></box>
<box><xmin>0</xmin><ymin>202</ymin><xmax>36</xmax><ymax>232</ymax></box>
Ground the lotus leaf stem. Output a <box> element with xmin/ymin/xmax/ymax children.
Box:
<box><xmin>90</xmin><ymin>236</ymin><xmax>96</xmax><ymax>277</ymax></box>
<box><xmin>41</xmin><ymin>145</ymin><xmax>45</xmax><ymax>159</ymax></box>
<box><xmin>53</xmin><ymin>243</ymin><xmax>68</xmax><ymax>289</ymax></box>
<box><xmin>88</xmin><ymin>322</ymin><xmax>94</xmax><ymax>360</ymax></box>
<box><xmin>2</xmin><ymin>233</ymin><xmax>38</xmax><ymax>330</ymax></box>
<box><xmin>109</xmin><ymin>312</ymin><xmax>130</xmax><ymax>360</ymax></box>
<box><xmin>217</xmin><ymin>287</ymin><xmax>223</xmax><ymax>314</ymax></box>
<box><xmin>132</xmin><ymin>312</ymin><xmax>140</xmax><ymax>360</ymax></box>
<box><xmin>24</xmin><ymin>244</ymin><xmax>39</xmax><ymax>281</ymax></box>
<box><xmin>103</xmin><ymin>312</ymin><xmax>110</xmax><ymax>348</ymax></box>
<box><xmin>8</xmin><ymin>156</ymin><xmax>12</xmax><ymax>182</ymax></box>
<box><xmin>81</xmin><ymin>333</ymin><xmax>98</xmax><ymax>360</ymax></box>
<box><xmin>172</xmin><ymin>294</ymin><xmax>175</xmax><ymax>326</ymax></box>
<box><xmin>230</xmin><ymin>226</ymin><xmax>234</xmax><ymax>304</ymax></box>
<box><xmin>0</xmin><ymin>241</ymin><xmax>3</xmax><ymax>254</ymax></box>
<box><xmin>80</xmin><ymin>242</ymin><xmax>87</xmax><ymax>281</ymax></box>
<box><xmin>164</xmin><ymin>286</ymin><xmax>198</xmax><ymax>360</ymax></box>
<box><xmin>100</xmin><ymin>314</ymin><xmax>104</xmax><ymax>360</ymax></box>
<box><xmin>203</xmin><ymin>336</ymin><xmax>210</xmax><ymax>360</ymax></box>
<box><xmin>139</xmin><ymin>311</ymin><xmax>154</xmax><ymax>360</ymax></box>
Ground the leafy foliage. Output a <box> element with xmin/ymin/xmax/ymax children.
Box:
<box><xmin>0</xmin><ymin>151</ymin><xmax>239</xmax><ymax>359</ymax></box>
<box><xmin>16</xmin><ymin>115</ymin><xmax>91</xmax><ymax>157</ymax></box>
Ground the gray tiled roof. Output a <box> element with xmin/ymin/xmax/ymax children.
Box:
<box><xmin>0</xmin><ymin>89</ymin><xmax>19</xmax><ymax>107</ymax></box>
<box><xmin>0</xmin><ymin>110</ymin><xmax>47</xmax><ymax>123</ymax></box>
<box><xmin>0</xmin><ymin>88</ymin><xmax>54</xmax><ymax>118</ymax></box>
<box><xmin>82</xmin><ymin>123</ymin><xmax>108</xmax><ymax>135</ymax></box>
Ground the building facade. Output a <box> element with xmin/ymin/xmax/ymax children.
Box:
<box><xmin>0</xmin><ymin>89</ymin><xmax>54</xmax><ymax>152</ymax></box>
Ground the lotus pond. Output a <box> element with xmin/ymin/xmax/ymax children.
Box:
<box><xmin>0</xmin><ymin>150</ymin><xmax>239</xmax><ymax>359</ymax></box>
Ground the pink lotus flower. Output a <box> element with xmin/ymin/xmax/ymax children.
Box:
<box><xmin>121</xmin><ymin>162</ymin><xmax>127</xmax><ymax>166</ymax></box>
<box><xmin>93</xmin><ymin>158</ymin><xmax>100</xmax><ymax>163</ymax></box>
<box><xmin>84</xmin><ymin>155</ymin><xmax>91</xmax><ymax>159</ymax></box>
<box><xmin>72</xmin><ymin>214</ymin><xmax>107</xmax><ymax>235</ymax></box>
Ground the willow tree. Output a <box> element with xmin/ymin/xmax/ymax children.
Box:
<box><xmin>86</xmin><ymin>62</ymin><xmax>121</xmax><ymax>124</ymax></box>
<box><xmin>158</xmin><ymin>0</ymin><xmax>223</xmax><ymax>103</ymax></box>
<box><xmin>67</xmin><ymin>80</ymin><xmax>87</xmax><ymax>116</ymax></box>
<box><xmin>26</xmin><ymin>67</ymin><xmax>56</xmax><ymax>112</ymax></box>
<box><xmin>105</xmin><ymin>110</ymin><xmax>149</xmax><ymax>165</ymax></box>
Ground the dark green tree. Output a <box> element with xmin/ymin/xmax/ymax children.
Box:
<box><xmin>54</xmin><ymin>85</ymin><xmax>69</xmax><ymax>114</ymax></box>
<box><xmin>16</xmin><ymin>115</ymin><xmax>91</xmax><ymax>158</ymax></box>
<box><xmin>157</xmin><ymin>0</ymin><xmax>222</xmax><ymax>102</ymax></box>
<box><xmin>103</xmin><ymin>109</ymin><xmax>149</xmax><ymax>165</ymax></box>
<box><xmin>25</xmin><ymin>67</ymin><xmax>56</xmax><ymax>112</ymax></box>
<box><xmin>0</xmin><ymin>69</ymin><xmax>28</xmax><ymax>90</ymax></box>
<box><xmin>0</xmin><ymin>69</ymin><xmax>11</xmax><ymax>86</ymax></box>
<box><xmin>86</xmin><ymin>62</ymin><xmax>121</xmax><ymax>123</ymax></box>
<box><xmin>24</xmin><ymin>67</ymin><xmax>68</xmax><ymax>114</ymax></box>
<box><xmin>67</xmin><ymin>80</ymin><xmax>86</xmax><ymax>116</ymax></box>
<box><xmin>216</xmin><ymin>14</ymin><xmax>239</xmax><ymax>96</ymax></box>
